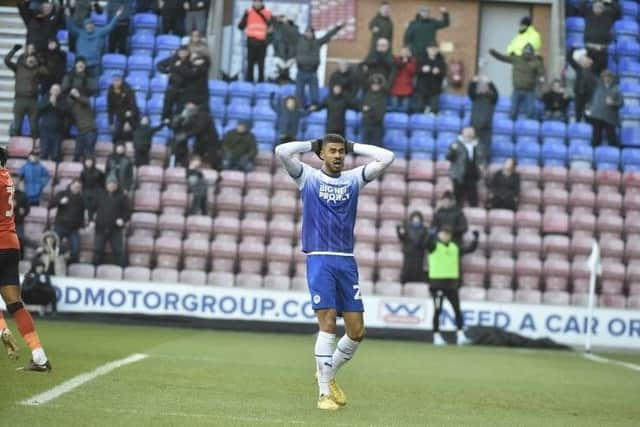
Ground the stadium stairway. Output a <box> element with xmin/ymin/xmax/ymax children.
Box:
<box><xmin>0</xmin><ymin>6</ymin><xmax>26</xmax><ymax>148</ymax></box>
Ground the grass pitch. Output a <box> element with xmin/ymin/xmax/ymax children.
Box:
<box><xmin>0</xmin><ymin>320</ymin><xmax>639</xmax><ymax>427</ymax></box>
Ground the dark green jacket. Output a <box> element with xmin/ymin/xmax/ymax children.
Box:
<box><xmin>403</xmin><ymin>13</ymin><xmax>450</xmax><ymax>56</ymax></box>
<box><xmin>361</xmin><ymin>89</ymin><xmax>387</xmax><ymax>126</ymax></box>
<box><xmin>295</xmin><ymin>24</ymin><xmax>343</xmax><ymax>71</ymax></box>
<box><xmin>369</xmin><ymin>13</ymin><xmax>393</xmax><ymax>50</ymax></box>
<box><xmin>221</xmin><ymin>130</ymin><xmax>257</xmax><ymax>163</ymax></box>
<box><xmin>489</xmin><ymin>49</ymin><xmax>544</xmax><ymax>91</ymax></box>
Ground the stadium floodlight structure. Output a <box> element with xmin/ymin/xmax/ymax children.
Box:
<box><xmin>584</xmin><ymin>241</ymin><xmax>602</xmax><ymax>353</ymax></box>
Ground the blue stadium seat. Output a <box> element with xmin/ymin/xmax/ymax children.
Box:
<box><xmin>435</xmin><ymin>113</ymin><xmax>461</xmax><ymax>133</ymax></box>
<box><xmin>155</xmin><ymin>34</ymin><xmax>181</xmax><ymax>55</ymax></box>
<box><xmin>252</xmin><ymin>104</ymin><xmax>277</xmax><ymax>121</ymax></box>
<box><xmin>226</xmin><ymin>101</ymin><xmax>252</xmax><ymax>121</ymax></box>
<box><xmin>620</xmin><ymin>105</ymin><xmax>640</xmax><ymax>127</ymax></box>
<box><xmin>126</xmin><ymin>74</ymin><xmax>149</xmax><ymax>94</ymax></box>
<box><xmin>303</xmin><ymin>124</ymin><xmax>325</xmax><ymax>140</ymax></box>
<box><xmin>96</xmin><ymin>114</ymin><xmax>111</xmax><ymax>134</ymax></box>
<box><xmin>514</xmin><ymin>118</ymin><xmax>540</xmax><ymax>138</ymax></box>
<box><xmin>208</xmin><ymin>80</ymin><xmax>228</xmax><ymax>99</ymax></box>
<box><xmin>439</xmin><ymin>94</ymin><xmax>465</xmax><ymax>115</ymax></box>
<box><xmin>515</xmin><ymin>140</ymin><xmax>540</xmax><ymax>165</ymax></box>
<box><xmin>130</xmin><ymin>32</ymin><xmax>155</xmax><ymax>56</ymax></box>
<box><xmin>152</xmin><ymin>135</ymin><xmax>168</xmax><ymax>145</ymax></box>
<box><xmin>254</xmin><ymin>82</ymin><xmax>279</xmax><ymax>100</ymax></box>
<box><xmin>435</xmin><ymin>135</ymin><xmax>453</xmax><ymax>160</ymax></box>
<box><xmin>90</xmin><ymin>11</ymin><xmax>107</xmax><ymax>27</ymax></box>
<box><xmin>150</xmin><ymin>75</ymin><xmax>168</xmax><ymax>93</ymax></box>
<box><xmin>229</xmin><ymin>81</ymin><xmax>254</xmax><ymax>100</ymax></box>
<box><xmin>568</xmin><ymin>122</ymin><xmax>593</xmax><ymax>141</ymax></box>
<box><xmin>133</xmin><ymin>13</ymin><xmax>158</xmax><ymax>33</ymax></box>
<box><xmin>622</xmin><ymin>0</ymin><xmax>639</xmax><ymax>19</ymax></box>
<box><xmin>492</xmin><ymin>117</ymin><xmax>514</xmax><ymax>136</ymax></box>
<box><xmin>209</xmin><ymin>97</ymin><xmax>226</xmax><ymax>116</ymax></box>
<box><xmin>65</xmin><ymin>51</ymin><xmax>75</xmax><ymax>72</ymax></box>
<box><xmin>346</xmin><ymin>127</ymin><xmax>358</xmax><ymax>142</ymax></box>
<box><xmin>622</xmin><ymin>148</ymin><xmax>640</xmax><ymax>171</ymax></box>
<box><xmin>409</xmin><ymin>133</ymin><xmax>435</xmax><ymax>155</ymax></box>
<box><xmin>94</xmin><ymin>96</ymin><xmax>108</xmax><ymax>113</ymax></box>
<box><xmin>614</xmin><ymin>18</ymin><xmax>640</xmax><ymax>38</ymax></box>
<box><xmin>57</xmin><ymin>29</ymin><xmax>68</xmax><ymax>45</ymax></box>
<box><xmin>279</xmin><ymin>84</ymin><xmax>296</xmax><ymax>98</ymax></box>
<box><xmin>135</xmin><ymin>92</ymin><xmax>147</xmax><ymax>113</ymax></box>
<box><xmin>102</xmin><ymin>54</ymin><xmax>126</xmax><ymax>73</ymax></box>
<box><xmin>495</xmin><ymin>96</ymin><xmax>511</xmax><ymax>114</ymax></box>
<box><xmin>384</xmin><ymin>112</ymin><xmax>409</xmax><ymax>130</ymax></box>
<box><xmin>568</xmin><ymin>141</ymin><xmax>593</xmax><ymax>164</ymax></box>
<box><xmin>616</xmin><ymin>39</ymin><xmax>640</xmax><ymax>61</ymax></box>
<box><xmin>541</xmin><ymin>120</ymin><xmax>567</xmax><ymax>140</ymax></box>
<box><xmin>253</xmin><ymin>126</ymin><xmax>276</xmax><ymax>146</ymax></box>
<box><xmin>346</xmin><ymin>110</ymin><xmax>359</xmax><ymax>131</ymax></box>
<box><xmin>566</xmin><ymin>33</ymin><xmax>584</xmax><ymax>49</ymax></box>
<box><xmin>384</xmin><ymin>131</ymin><xmax>409</xmax><ymax>153</ymax></box>
<box><xmin>622</xmin><ymin>126</ymin><xmax>640</xmax><ymax>147</ymax></box>
<box><xmin>98</xmin><ymin>74</ymin><xmax>113</xmax><ymax>92</ymax></box>
<box><xmin>618</xmin><ymin>59</ymin><xmax>640</xmax><ymax>80</ymax></box>
<box><xmin>594</xmin><ymin>146</ymin><xmax>620</xmax><ymax>170</ymax></box>
<box><xmin>491</xmin><ymin>139</ymin><xmax>515</xmax><ymax>161</ymax></box>
<box><xmin>409</xmin><ymin>113</ymin><xmax>435</xmax><ymax>132</ymax></box>
<box><xmin>620</xmin><ymin>81</ymin><xmax>640</xmax><ymax>106</ymax></box>
<box><xmin>565</xmin><ymin>17</ymin><xmax>585</xmax><ymax>33</ymax></box>
<box><xmin>541</xmin><ymin>141</ymin><xmax>567</xmax><ymax>166</ymax></box>
<box><xmin>147</xmin><ymin>94</ymin><xmax>165</xmax><ymax>115</ymax></box>
<box><xmin>127</xmin><ymin>54</ymin><xmax>153</xmax><ymax>74</ymax></box>
<box><xmin>306</xmin><ymin>111</ymin><xmax>327</xmax><ymax>127</ymax></box>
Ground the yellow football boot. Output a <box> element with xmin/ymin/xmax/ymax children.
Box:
<box><xmin>317</xmin><ymin>394</ymin><xmax>341</xmax><ymax>411</ymax></box>
<box><xmin>329</xmin><ymin>379</ymin><xmax>347</xmax><ymax>406</ymax></box>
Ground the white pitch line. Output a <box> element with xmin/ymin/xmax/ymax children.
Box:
<box><xmin>20</xmin><ymin>353</ymin><xmax>149</xmax><ymax>406</ymax></box>
<box><xmin>583</xmin><ymin>353</ymin><xmax>640</xmax><ymax>372</ymax></box>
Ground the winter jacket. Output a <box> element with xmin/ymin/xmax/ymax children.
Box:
<box><xmin>397</xmin><ymin>220</ymin><xmax>428</xmax><ymax>269</ymax></box>
<box><xmin>295</xmin><ymin>25</ymin><xmax>343</xmax><ymax>71</ymax></box>
<box><xmin>4</xmin><ymin>48</ymin><xmax>48</xmax><ymax>99</ymax></box>
<box><xmin>468</xmin><ymin>81</ymin><xmax>498</xmax><ymax>130</ymax></box>
<box><xmin>221</xmin><ymin>130</ymin><xmax>257</xmax><ymax>163</ymax></box>
<box><xmin>315</xmin><ymin>94</ymin><xmax>359</xmax><ymax>135</ymax></box>
<box><xmin>329</xmin><ymin>67</ymin><xmax>359</xmax><ymax>99</ymax></box>
<box><xmin>40</xmin><ymin>42</ymin><xmax>67</xmax><ymax>88</ymax></box>
<box><xmin>49</xmin><ymin>189</ymin><xmax>85</xmax><ymax>230</ymax></box>
<box><xmin>94</xmin><ymin>189</ymin><xmax>130</xmax><ymax>232</ymax></box>
<box><xmin>587</xmin><ymin>78</ymin><xmax>624</xmax><ymax>126</ymax></box>
<box><xmin>489</xmin><ymin>49</ymin><xmax>544</xmax><ymax>91</ymax></box>
<box><xmin>362</xmin><ymin>50</ymin><xmax>396</xmax><ymax>86</ymax></box>
<box><xmin>446</xmin><ymin>137</ymin><xmax>480</xmax><ymax>185</ymax></box>
<box><xmin>133</xmin><ymin>123</ymin><xmax>164</xmax><ymax>153</ymax></box>
<box><xmin>80</xmin><ymin>164</ymin><xmax>105</xmax><ymax>192</ymax></box>
<box><xmin>14</xmin><ymin>189</ymin><xmax>30</xmax><ymax>226</ymax></box>
<box><xmin>542</xmin><ymin>90</ymin><xmax>571</xmax><ymax>115</ymax></box>
<box><xmin>34</xmin><ymin>231</ymin><xmax>67</xmax><ymax>276</ymax></box>
<box><xmin>271</xmin><ymin>19</ymin><xmax>299</xmax><ymax>60</ymax></box>
<box><xmin>431</xmin><ymin>206</ymin><xmax>468</xmax><ymax>243</ymax></box>
<box><xmin>156</xmin><ymin>54</ymin><xmax>191</xmax><ymax>89</ymax></box>
<box><xmin>270</xmin><ymin>95</ymin><xmax>306</xmax><ymax>139</ymax></box>
<box><xmin>107</xmin><ymin>83</ymin><xmax>139</xmax><ymax>125</ymax></box>
<box><xmin>65</xmin><ymin>14</ymin><xmax>120</xmax><ymax>67</ymax></box>
<box><xmin>507</xmin><ymin>26</ymin><xmax>542</xmax><ymax>55</ymax></box>
<box><xmin>19</xmin><ymin>161</ymin><xmax>50</xmax><ymax>203</ymax></box>
<box><xmin>38</xmin><ymin>96</ymin><xmax>69</xmax><ymax>134</ymax></box>
<box><xmin>567</xmin><ymin>47</ymin><xmax>598</xmax><ymax>97</ymax></box>
<box><xmin>391</xmin><ymin>56</ymin><xmax>417</xmax><ymax>97</ymax></box>
<box><xmin>107</xmin><ymin>0</ymin><xmax>134</xmax><ymax>21</ymax></box>
<box><xmin>105</xmin><ymin>153</ymin><xmax>134</xmax><ymax>191</ymax></box>
<box><xmin>188</xmin><ymin>109</ymin><xmax>219</xmax><ymax>160</ymax></box>
<box><xmin>416</xmin><ymin>52</ymin><xmax>447</xmax><ymax>96</ymax></box>
<box><xmin>68</xmin><ymin>91</ymin><xmax>97</xmax><ymax>133</ymax></box>
<box><xmin>182</xmin><ymin>56</ymin><xmax>210</xmax><ymax>107</ymax></box>
<box><xmin>581</xmin><ymin>1</ymin><xmax>621</xmax><ymax>45</ymax></box>
<box><xmin>489</xmin><ymin>170</ymin><xmax>520</xmax><ymax>202</ymax></box>
<box><xmin>361</xmin><ymin>89</ymin><xmax>387</xmax><ymax>126</ymax></box>
<box><xmin>369</xmin><ymin>13</ymin><xmax>393</xmax><ymax>48</ymax></box>
<box><xmin>61</xmin><ymin>70</ymin><xmax>98</xmax><ymax>97</ymax></box>
<box><xmin>18</xmin><ymin>0</ymin><xmax>64</xmax><ymax>52</ymax></box>
<box><xmin>184</xmin><ymin>0</ymin><xmax>209</xmax><ymax>12</ymax></box>
<box><xmin>404</xmin><ymin>13</ymin><xmax>450</xmax><ymax>56</ymax></box>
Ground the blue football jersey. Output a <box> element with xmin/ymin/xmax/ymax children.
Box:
<box><xmin>292</xmin><ymin>163</ymin><xmax>368</xmax><ymax>254</ymax></box>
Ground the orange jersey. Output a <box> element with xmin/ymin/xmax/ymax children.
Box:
<box><xmin>0</xmin><ymin>168</ymin><xmax>20</xmax><ymax>250</ymax></box>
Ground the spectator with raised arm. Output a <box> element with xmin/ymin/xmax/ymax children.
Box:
<box><xmin>580</xmin><ymin>0</ymin><xmax>621</xmax><ymax>74</ymax></box>
<box><xmin>415</xmin><ymin>44</ymin><xmax>446</xmax><ymax>114</ymax></box>
<box><xmin>156</xmin><ymin>45</ymin><xmax>191</xmax><ymax>120</ymax></box>
<box><xmin>404</xmin><ymin>5</ymin><xmax>449</xmax><ymax>57</ymax></box>
<box><xmin>39</xmin><ymin>38</ymin><xmax>67</xmax><ymax>95</ymax></box>
<box><xmin>106</xmin><ymin>0</ymin><xmax>133</xmax><ymax>54</ymax></box>
<box><xmin>368</xmin><ymin>2</ymin><xmax>393</xmax><ymax>54</ymax></box>
<box><xmin>38</xmin><ymin>84</ymin><xmax>69</xmax><ymax>162</ymax></box>
<box><xmin>18</xmin><ymin>0</ymin><xmax>64</xmax><ymax>53</ymax></box>
<box><xmin>62</xmin><ymin>57</ymin><xmax>98</xmax><ymax>161</ymax></box>
<box><xmin>568</xmin><ymin>47</ymin><xmax>597</xmax><ymax>122</ymax></box>
<box><xmin>468</xmin><ymin>75</ymin><xmax>498</xmax><ymax>165</ymax></box>
<box><xmin>19</xmin><ymin>150</ymin><xmax>50</xmax><ymax>206</ymax></box>
<box><xmin>507</xmin><ymin>16</ymin><xmax>542</xmax><ymax>56</ymax></box>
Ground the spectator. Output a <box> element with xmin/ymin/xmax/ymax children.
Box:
<box><xmin>541</xmin><ymin>79</ymin><xmax>572</xmax><ymax>121</ymax></box>
<box><xmin>5</xmin><ymin>44</ymin><xmax>48</xmax><ymax>139</ymax></box>
<box><xmin>38</xmin><ymin>83</ymin><xmax>69</xmax><ymax>161</ymax></box>
<box><xmin>19</xmin><ymin>150</ymin><xmax>50</xmax><ymax>205</ymax></box>
<box><xmin>361</xmin><ymin>37</ymin><xmax>395</xmax><ymax>86</ymax></box>
<box><xmin>404</xmin><ymin>5</ymin><xmax>449</xmax><ymax>57</ymax></box>
<box><xmin>396</xmin><ymin>211</ymin><xmax>428</xmax><ymax>283</ymax></box>
<box><xmin>368</xmin><ymin>1</ymin><xmax>393</xmax><ymax>54</ymax></box>
<box><xmin>468</xmin><ymin>75</ymin><xmax>498</xmax><ymax>165</ymax></box>
<box><xmin>21</xmin><ymin>260</ymin><xmax>57</xmax><ymax>314</ymax></box>
<box><xmin>329</xmin><ymin>60</ymin><xmax>359</xmax><ymax>100</ymax></box>
<box><xmin>159</xmin><ymin>0</ymin><xmax>184</xmax><ymax>36</ymax></box>
<box><xmin>39</xmin><ymin>38</ymin><xmax>67</xmax><ymax>95</ymax></box>
<box><xmin>568</xmin><ymin>48</ymin><xmax>597</xmax><ymax>122</ymax></box>
<box><xmin>92</xmin><ymin>175</ymin><xmax>130</xmax><ymax>267</ymax></box>
<box><xmin>507</xmin><ymin>16</ymin><xmax>542</xmax><ymax>56</ymax></box>
<box><xmin>18</xmin><ymin>0</ymin><xmax>64</xmax><ymax>53</ymax></box>
<box><xmin>447</xmin><ymin>127</ymin><xmax>481</xmax><ymax>207</ymax></box>
<box><xmin>106</xmin><ymin>0</ymin><xmax>133</xmax><ymax>54</ymax></box>
<box><xmin>295</xmin><ymin>23</ymin><xmax>344</xmax><ymax>107</ymax></box>
<box><xmin>62</xmin><ymin>57</ymin><xmax>98</xmax><ymax>161</ymax></box>
<box><xmin>311</xmin><ymin>83</ymin><xmax>359</xmax><ymax>136</ymax></box>
<box><xmin>432</xmin><ymin>191</ymin><xmax>468</xmax><ymax>245</ymax></box>
<box><xmin>271</xmin><ymin>13</ymin><xmax>299</xmax><ymax>83</ymax></box>
<box><xmin>186</xmin><ymin>156</ymin><xmax>207</xmax><ymax>215</ymax></box>
<box><xmin>489</xmin><ymin>44</ymin><xmax>544</xmax><ymax>120</ymax></box>
<box><xmin>271</xmin><ymin>94</ymin><xmax>306</xmax><ymax>144</ymax></box>
<box><xmin>79</xmin><ymin>156</ymin><xmax>105</xmax><ymax>221</ymax></box>
<box><xmin>390</xmin><ymin>47</ymin><xmax>417</xmax><ymax>113</ymax></box>
<box><xmin>183</xmin><ymin>0</ymin><xmax>208</xmax><ymax>34</ymax></box>
<box><xmin>170</xmin><ymin>102</ymin><xmax>219</xmax><ymax>167</ymax></box>
<box><xmin>66</xmin><ymin>0</ymin><xmax>103</xmax><ymax>52</ymax></box>
<box><xmin>105</xmin><ymin>142</ymin><xmax>134</xmax><ymax>192</ymax></box>
<box><xmin>65</xmin><ymin>6</ymin><xmax>123</xmax><ymax>76</ymax></box>
<box><xmin>107</xmin><ymin>74</ymin><xmax>139</xmax><ymax>142</ymax></box>
<box><xmin>586</xmin><ymin>69</ymin><xmax>623</xmax><ymax>147</ymax></box>
<box><xmin>33</xmin><ymin>231</ymin><xmax>67</xmax><ymax>276</ymax></box>
<box><xmin>157</xmin><ymin>45</ymin><xmax>191</xmax><ymax>120</ymax></box>
<box><xmin>48</xmin><ymin>178</ymin><xmax>85</xmax><ymax>262</ymax></box>
<box><xmin>13</xmin><ymin>179</ymin><xmax>30</xmax><ymax>255</ymax></box>
<box><xmin>580</xmin><ymin>0</ymin><xmax>620</xmax><ymax>74</ymax></box>
<box><xmin>415</xmin><ymin>44</ymin><xmax>447</xmax><ymax>114</ymax></box>
<box><xmin>186</xmin><ymin>29</ymin><xmax>209</xmax><ymax>58</ymax></box>
<box><xmin>360</xmin><ymin>75</ymin><xmax>388</xmax><ymax>147</ymax></box>
<box><xmin>221</xmin><ymin>121</ymin><xmax>257</xmax><ymax>172</ymax></box>
<box><xmin>426</xmin><ymin>225</ymin><xmax>478</xmax><ymax>346</ymax></box>
<box><xmin>237</xmin><ymin>0</ymin><xmax>272</xmax><ymax>83</ymax></box>
<box><xmin>487</xmin><ymin>158</ymin><xmax>520</xmax><ymax>211</ymax></box>
<box><xmin>182</xmin><ymin>51</ymin><xmax>210</xmax><ymax>108</ymax></box>
<box><xmin>132</xmin><ymin>116</ymin><xmax>165</xmax><ymax>166</ymax></box>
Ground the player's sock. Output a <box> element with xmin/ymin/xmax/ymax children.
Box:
<box><xmin>314</xmin><ymin>331</ymin><xmax>335</xmax><ymax>397</ymax></box>
<box><xmin>7</xmin><ymin>303</ymin><xmax>47</xmax><ymax>365</ymax></box>
<box><xmin>0</xmin><ymin>312</ymin><xmax>7</xmax><ymax>330</ymax></box>
<box><xmin>330</xmin><ymin>335</ymin><xmax>360</xmax><ymax>375</ymax></box>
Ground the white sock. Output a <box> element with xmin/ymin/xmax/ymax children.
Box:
<box><xmin>331</xmin><ymin>335</ymin><xmax>360</xmax><ymax>376</ymax></box>
<box><xmin>32</xmin><ymin>347</ymin><xmax>47</xmax><ymax>365</ymax></box>
<box><xmin>314</xmin><ymin>331</ymin><xmax>335</xmax><ymax>397</ymax></box>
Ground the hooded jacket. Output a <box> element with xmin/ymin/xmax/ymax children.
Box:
<box><xmin>361</xmin><ymin>88</ymin><xmax>387</xmax><ymax>126</ymax></box>
<box><xmin>40</xmin><ymin>39</ymin><xmax>67</xmax><ymax>88</ymax></box>
<box><xmin>80</xmin><ymin>161</ymin><xmax>105</xmax><ymax>192</ymax></box>
<box><xmin>221</xmin><ymin>129</ymin><xmax>257</xmax><ymax>163</ymax></box>
<box><xmin>416</xmin><ymin>51</ymin><xmax>447</xmax><ymax>96</ymax></box>
<box><xmin>4</xmin><ymin>47</ymin><xmax>48</xmax><ymax>98</ymax></box>
<box><xmin>295</xmin><ymin>24</ymin><xmax>343</xmax><ymax>71</ymax></box>
<box><xmin>489</xmin><ymin>48</ymin><xmax>544</xmax><ymax>91</ymax></box>
<box><xmin>468</xmin><ymin>80</ymin><xmax>498</xmax><ymax>130</ymax></box>
<box><xmin>403</xmin><ymin>12</ymin><xmax>450</xmax><ymax>56</ymax></box>
<box><xmin>65</xmin><ymin>14</ymin><xmax>120</xmax><ymax>67</ymax></box>
<box><xmin>587</xmin><ymin>76</ymin><xmax>624</xmax><ymax>126</ymax></box>
<box><xmin>49</xmin><ymin>187</ymin><xmax>85</xmax><ymax>230</ymax></box>
<box><xmin>94</xmin><ymin>188</ymin><xmax>130</xmax><ymax>232</ymax></box>
<box><xmin>18</xmin><ymin>1</ymin><xmax>64</xmax><ymax>52</ymax></box>
<box><xmin>107</xmin><ymin>82</ymin><xmax>138</xmax><ymax>125</ymax></box>
<box><xmin>431</xmin><ymin>205</ymin><xmax>468</xmax><ymax>243</ymax></box>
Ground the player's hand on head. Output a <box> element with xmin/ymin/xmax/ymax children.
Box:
<box><xmin>311</xmin><ymin>138</ymin><xmax>323</xmax><ymax>156</ymax></box>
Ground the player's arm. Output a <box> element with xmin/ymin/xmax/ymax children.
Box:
<box><xmin>352</xmin><ymin>143</ymin><xmax>395</xmax><ymax>183</ymax></box>
<box><xmin>274</xmin><ymin>139</ymin><xmax>315</xmax><ymax>184</ymax></box>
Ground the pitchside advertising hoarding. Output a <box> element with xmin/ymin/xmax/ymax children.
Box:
<box><xmin>2</xmin><ymin>277</ymin><xmax>639</xmax><ymax>349</ymax></box>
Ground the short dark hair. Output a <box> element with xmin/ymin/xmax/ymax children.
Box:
<box><xmin>322</xmin><ymin>133</ymin><xmax>346</xmax><ymax>146</ymax></box>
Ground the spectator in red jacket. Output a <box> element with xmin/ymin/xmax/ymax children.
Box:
<box><xmin>390</xmin><ymin>47</ymin><xmax>416</xmax><ymax>113</ymax></box>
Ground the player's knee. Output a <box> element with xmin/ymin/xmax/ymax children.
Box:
<box><xmin>348</xmin><ymin>326</ymin><xmax>366</xmax><ymax>342</ymax></box>
<box><xmin>6</xmin><ymin>301</ymin><xmax>24</xmax><ymax>314</ymax></box>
